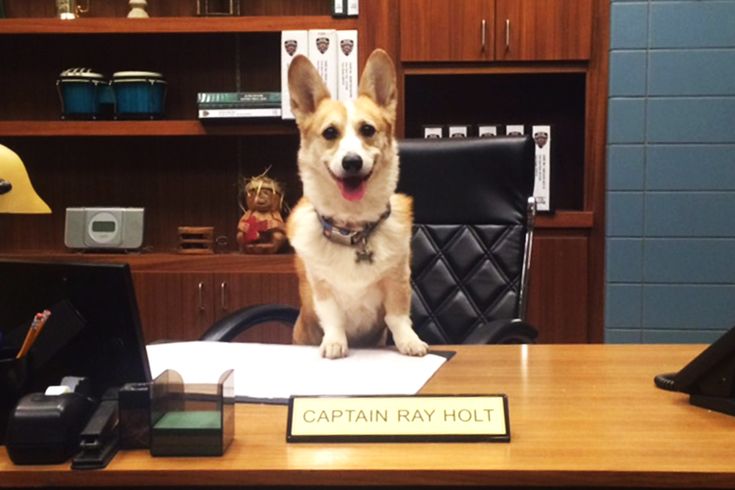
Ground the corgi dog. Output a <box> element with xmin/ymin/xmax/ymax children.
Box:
<box><xmin>286</xmin><ymin>49</ymin><xmax>429</xmax><ymax>359</ymax></box>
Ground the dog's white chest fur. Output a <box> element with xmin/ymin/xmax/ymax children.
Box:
<box><xmin>289</xmin><ymin>194</ymin><xmax>410</xmax><ymax>337</ymax></box>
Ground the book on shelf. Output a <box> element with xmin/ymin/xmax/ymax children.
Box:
<box><xmin>198</xmin><ymin>103</ymin><xmax>280</xmax><ymax>110</ymax></box>
<box><xmin>502</xmin><ymin>124</ymin><xmax>552</xmax><ymax>211</ymax></box>
<box><xmin>477</xmin><ymin>124</ymin><xmax>500</xmax><ymax>137</ymax></box>
<box><xmin>337</xmin><ymin>30</ymin><xmax>358</xmax><ymax>102</ymax></box>
<box><xmin>308</xmin><ymin>29</ymin><xmax>338</xmax><ymax>99</ymax></box>
<box><xmin>198</xmin><ymin>107</ymin><xmax>282</xmax><ymax>119</ymax></box>
<box><xmin>332</xmin><ymin>0</ymin><xmax>345</xmax><ymax>16</ymax></box>
<box><xmin>347</xmin><ymin>0</ymin><xmax>359</xmax><ymax>16</ymax></box>
<box><xmin>504</xmin><ymin>124</ymin><xmax>525</xmax><ymax>136</ymax></box>
<box><xmin>280</xmin><ymin>29</ymin><xmax>359</xmax><ymax>117</ymax></box>
<box><xmin>532</xmin><ymin>125</ymin><xmax>551</xmax><ymax>212</ymax></box>
<box><xmin>197</xmin><ymin>92</ymin><xmax>282</xmax><ymax>106</ymax></box>
<box><xmin>281</xmin><ymin>30</ymin><xmax>310</xmax><ymax>120</ymax></box>
<box><xmin>332</xmin><ymin>0</ymin><xmax>359</xmax><ymax>17</ymax></box>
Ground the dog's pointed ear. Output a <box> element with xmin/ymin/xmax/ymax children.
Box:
<box><xmin>288</xmin><ymin>55</ymin><xmax>331</xmax><ymax>122</ymax></box>
<box><xmin>358</xmin><ymin>49</ymin><xmax>397</xmax><ymax>115</ymax></box>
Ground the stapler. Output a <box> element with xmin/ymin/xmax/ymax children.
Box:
<box><xmin>71</xmin><ymin>388</ymin><xmax>120</xmax><ymax>470</ymax></box>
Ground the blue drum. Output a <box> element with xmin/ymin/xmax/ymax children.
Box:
<box><xmin>57</xmin><ymin>69</ymin><xmax>110</xmax><ymax>120</ymax></box>
<box><xmin>112</xmin><ymin>71</ymin><xmax>167</xmax><ymax>119</ymax></box>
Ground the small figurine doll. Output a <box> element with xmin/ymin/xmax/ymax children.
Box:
<box><xmin>236</xmin><ymin>171</ymin><xmax>287</xmax><ymax>254</ymax></box>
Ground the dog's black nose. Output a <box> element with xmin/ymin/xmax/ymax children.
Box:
<box><xmin>342</xmin><ymin>153</ymin><xmax>363</xmax><ymax>173</ymax></box>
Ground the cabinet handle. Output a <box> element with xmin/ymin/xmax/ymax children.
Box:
<box><xmin>197</xmin><ymin>281</ymin><xmax>205</xmax><ymax>311</ymax></box>
<box><xmin>220</xmin><ymin>281</ymin><xmax>228</xmax><ymax>311</ymax></box>
<box><xmin>481</xmin><ymin>19</ymin><xmax>487</xmax><ymax>53</ymax></box>
<box><xmin>505</xmin><ymin>19</ymin><xmax>511</xmax><ymax>51</ymax></box>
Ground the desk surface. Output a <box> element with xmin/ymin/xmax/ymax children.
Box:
<box><xmin>2</xmin><ymin>344</ymin><xmax>735</xmax><ymax>488</ymax></box>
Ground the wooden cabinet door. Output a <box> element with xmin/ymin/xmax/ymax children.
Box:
<box><xmin>400</xmin><ymin>0</ymin><xmax>495</xmax><ymax>61</ymax></box>
<box><xmin>495</xmin><ymin>0</ymin><xmax>592</xmax><ymax>61</ymax></box>
<box><xmin>213</xmin><ymin>272</ymin><xmax>299</xmax><ymax>344</ymax></box>
<box><xmin>133</xmin><ymin>272</ymin><xmax>214</xmax><ymax>343</ymax></box>
<box><xmin>133</xmin><ymin>270</ymin><xmax>300</xmax><ymax>345</ymax></box>
<box><xmin>526</xmin><ymin>234</ymin><xmax>590</xmax><ymax>343</ymax></box>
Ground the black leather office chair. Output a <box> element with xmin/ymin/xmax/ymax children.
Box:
<box><xmin>202</xmin><ymin>137</ymin><xmax>538</xmax><ymax>345</ymax></box>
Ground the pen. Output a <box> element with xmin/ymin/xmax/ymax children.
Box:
<box><xmin>16</xmin><ymin>309</ymin><xmax>51</xmax><ymax>360</ymax></box>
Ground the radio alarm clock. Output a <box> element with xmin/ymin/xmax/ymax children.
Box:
<box><xmin>65</xmin><ymin>207</ymin><xmax>144</xmax><ymax>250</ymax></box>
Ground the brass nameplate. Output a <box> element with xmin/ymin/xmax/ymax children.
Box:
<box><xmin>287</xmin><ymin>395</ymin><xmax>510</xmax><ymax>442</ymax></box>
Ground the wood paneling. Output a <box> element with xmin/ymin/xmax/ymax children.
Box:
<box><xmin>2</xmin><ymin>0</ymin><xmax>334</xmax><ymax>18</ymax></box>
<box><xmin>216</xmin><ymin>271</ymin><xmax>299</xmax><ymax>343</ymax></box>
<box><xmin>133</xmin><ymin>271</ymin><xmax>213</xmax><ymax>342</ymax></box>
<box><xmin>0</xmin><ymin>121</ymin><xmax>297</xmax><ymax>137</ymax></box>
<box><xmin>133</xmin><ymin>269</ymin><xmax>298</xmax><ymax>343</ymax></box>
<box><xmin>495</xmin><ymin>0</ymin><xmax>593</xmax><ymax>61</ymax></box>
<box><xmin>399</xmin><ymin>0</ymin><xmax>591</xmax><ymax>62</ymax></box>
<box><xmin>357</xmin><ymin>0</ymin><xmax>400</xmax><ymax>68</ymax></box>
<box><xmin>0</xmin><ymin>16</ymin><xmax>356</xmax><ymax>33</ymax></box>
<box><xmin>585</xmin><ymin>0</ymin><xmax>611</xmax><ymax>342</ymax></box>
<box><xmin>399</xmin><ymin>0</ymin><xmax>494</xmax><ymax>62</ymax></box>
<box><xmin>527</xmin><ymin>233</ymin><xmax>590</xmax><ymax>343</ymax></box>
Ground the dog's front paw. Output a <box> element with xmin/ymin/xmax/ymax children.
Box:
<box><xmin>386</xmin><ymin>315</ymin><xmax>429</xmax><ymax>356</ymax></box>
<box><xmin>320</xmin><ymin>336</ymin><xmax>349</xmax><ymax>359</ymax></box>
<box><xmin>394</xmin><ymin>334</ymin><xmax>429</xmax><ymax>357</ymax></box>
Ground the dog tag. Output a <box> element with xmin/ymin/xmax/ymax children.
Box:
<box><xmin>355</xmin><ymin>249</ymin><xmax>373</xmax><ymax>263</ymax></box>
<box><xmin>355</xmin><ymin>238</ymin><xmax>374</xmax><ymax>264</ymax></box>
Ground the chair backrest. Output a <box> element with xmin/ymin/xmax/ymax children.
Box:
<box><xmin>396</xmin><ymin>137</ymin><xmax>535</xmax><ymax>345</ymax></box>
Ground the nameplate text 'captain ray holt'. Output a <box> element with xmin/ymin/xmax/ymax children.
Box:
<box><xmin>287</xmin><ymin>395</ymin><xmax>510</xmax><ymax>442</ymax></box>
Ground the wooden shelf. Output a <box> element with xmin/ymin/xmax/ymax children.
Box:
<box><xmin>0</xmin><ymin>252</ymin><xmax>297</xmax><ymax>273</ymax></box>
<box><xmin>536</xmin><ymin>211</ymin><xmax>594</xmax><ymax>229</ymax></box>
<box><xmin>403</xmin><ymin>63</ymin><xmax>588</xmax><ymax>76</ymax></box>
<box><xmin>0</xmin><ymin>212</ymin><xmax>593</xmax><ymax>272</ymax></box>
<box><xmin>0</xmin><ymin>16</ymin><xmax>357</xmax><ymax>34</ymax></box>
<box><xmin>0</xmin><ymin>120</ymin><xmax>297</xmax><ymax>137</ymax></box>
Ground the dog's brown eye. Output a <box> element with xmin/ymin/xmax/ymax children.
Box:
<box><xmin>322</xmin><ymin>126</ymin><xmax>339</xmax><ymax>141</ymax></box>
<box><xmin>360</xmin><ymin>123</ymin><xmax>376</xmax><ymax>138</ymax></box>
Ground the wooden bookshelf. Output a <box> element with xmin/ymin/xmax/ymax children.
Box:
<box><xmin>0</xmin><ymin>0</ymin><xmax>609</xmax><ymax>344</ymax></box>
<box><xmin>0</xmin><ymin>16</ymin><xmax>357</xmax><ymax>34</ymax></box>
<box><xmin>0</xmin><ymin>120</ymin><xmax>297</xmax><ymax>137</ymax></box>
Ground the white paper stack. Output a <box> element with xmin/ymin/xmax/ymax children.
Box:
<box><xmin>146</xmin><ymin>342</ymin><xmax>449</xmax><ymax>403</ymax></box>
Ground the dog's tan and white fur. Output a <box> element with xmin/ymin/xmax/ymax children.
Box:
<box><xmin>286</xmin><ymin>49</ymin><xmax>428</xmax><ymax>359</ymax></box>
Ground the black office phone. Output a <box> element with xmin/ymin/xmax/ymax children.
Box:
<box><xmin>654</xmin><ymin>325</ymin><xmax>735</xmax><ymax>416</ymax></box>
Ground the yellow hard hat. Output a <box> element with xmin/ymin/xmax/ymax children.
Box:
<box><xmin>0</xmin><ymin>144</ymin><xmax>51</xmax><ymax>214</ymax></box>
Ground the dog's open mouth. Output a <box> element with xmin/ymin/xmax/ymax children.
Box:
<box><xmin>331</xmin><ymin>171</ymin><xmax>372</xmax><ymax>202</ymax></box>
<box><xmin>338</xmin><ymin>175</ymin><xmax>368</xmax><ymax>201</ymax></box>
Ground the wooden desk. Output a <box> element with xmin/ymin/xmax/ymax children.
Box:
<box><xmin>2</xmin><ymin>344</ymin><xmax>735</xmax><ymax>488</ymax></box>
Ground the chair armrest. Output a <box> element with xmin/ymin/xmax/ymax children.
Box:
<box><xmin>462</xmin><ymin>319</ymin><xmax>538</xmax><ymax>345</ymax></box>
<box><xmin>199</xmin><ymin>304</ymin><xmax>299</xmax><ymax>342</ymax></box>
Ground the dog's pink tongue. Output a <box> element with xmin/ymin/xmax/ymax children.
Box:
<box><xmin>338</xmin><ymin>180</ymin><xmax>367</xmax><ymax>201</ymax></box>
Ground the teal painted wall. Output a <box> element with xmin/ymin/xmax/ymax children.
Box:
<box><xmin>606</xmin><ymin>0</ymin><xmax>735</xmax><ymax>343</ymax></box>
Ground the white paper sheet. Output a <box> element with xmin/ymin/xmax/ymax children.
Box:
<box><xmin>146</xmin><ymin>342</ymin><xmax>449</xmax><ymax>403</ymax></box>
